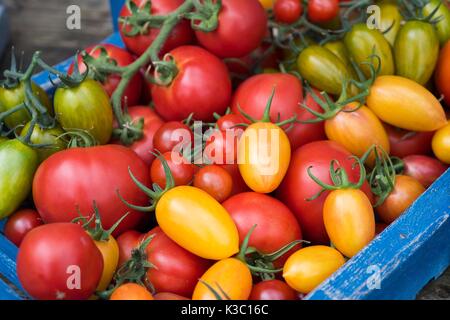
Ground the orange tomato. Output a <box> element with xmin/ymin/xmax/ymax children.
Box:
<box><xmin>435</xmin><ymin>41</ymin><xmax>450</xmax><ymax>106</ymax></box>
<box><xmin>259</xmin><ymin>0</ymin><xmax>274</xmax><ymax>9</ymax></box>
<box><xmin>432</xmin><ymin>122</ymin><xmax>450</xmax><ymax>164</ymax></box>
<box><xmin>110</xmin><ymin>283</ymin><xmax>154</xmax><ymax>300</ymax></box>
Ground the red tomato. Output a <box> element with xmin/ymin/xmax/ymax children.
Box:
<box><xmin>193</xmin><ymin>165</ymin><xmax>233</xmax><ymax>202</ymax></box>
<box><xmin>384</xmin><ymin>123</ymin><xmax>434</xmax><ymax>158</ymax></box>
<box><xmin>277</xmin><ymin>140</ymin><xmax>373</xmax><ymax>244</ymax></box>
<box><xmin>307</xmin><ymin>0</ymin><xmax>339</xmax><ymax>23</ymax></box>
<box><xmin>204</xmin><ymin>129</ymin><xmax>240</xmax><ymax>164</ymax></box>
<box><xmin>17</xmin><ymin>223</ymin><xmax>103</xmax><ymax>300</ymax></box>
<box><xmin>216</xmin><ymin>113</ymin><xmax>246</xmax><ymax>131</ymax></box>
<box><xmin>113</xmin><ymin>106</ymin><xmax>164</xmax><ymax>165</ymax></box>
<box><xmin>119</xmin><ymin>0</ymin><xmax>193</xmax><ymax>56</ymax></box>
<box><xmin>143</xmin><ymin>227</ymin><xmax>211</xmax><ymax>297</ymax></box>
<box><xmin>274</xmin><ymin>0</ymin><xmax>303</xmax><ymax>24</ymax></box>
<box><xmin>69</xmin><ymin>44</ymin><xmax>142</xmax><ymax>106</ymax></box>
<box><xmin>33</xmin><ymin>145</ymin><xmax>150</xmax><ymax>236</ymax></box>
<box><xmin>435</xmin><ymin>40</ymin><xmax>450</xmax><ymax>107</ymax></box>
<box><xmin>4</xmin><ymin>209</ymin><xmax>43</xmax><ymax>246</ymax></box>
<box><xmin>116</xmin><ymin>230</ymin><xmax>144</xmax><ymax>267</ymax></box>
<box><xmin>153</xmin><ymin>121</ymin><xmax>193</xmax><ymax>154</ymax></box>
<box><xmin>220</xmin><ymin>163</ymin><xmax>251</xmax><ymax>196</ymax></box>
<box><xmin>402</xmin><ymin>155</ymin><xmax>448</xmax><ymax>188</ymax></box>
<box><xmin>249</xmin><ymin>280</ymin><xmax>297</xmax><ymax>300</ymax></box>
<box><xmin>151</xmin><ymin>46</ymin><xmax>232</xmax><ymax>121</ymax></box>
<box><xmin>195</xmin><ymin>0</ymin><xmax>267</xmax><ymax>58</ymax></box>
<box><xmin>222</xmin><ymin>192</ymin><xmax>302</xmax><ymax>267</ymax></box>
<box><xmin>150</xmin><ymin>151</ymin><xmax>195</xmax><ymax>188</ymax></box>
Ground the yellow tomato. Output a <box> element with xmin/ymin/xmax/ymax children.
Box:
<box><xmin>156</xmin><ymin>186</ymin><xmax>239</xmax><ymax>260</ymax></box>
<box><xmin>259</xmin><ymin>0</ymin><xmax>274</xmax><ymax>9</ymax></box>
<box><xmin>432</xmin><ymin>122</ymin><xmax>450</xmax><ymax>164</ymax></box>
<box><xmin>366</xmin><ymin>75</ymin><xmax>447</xmax><ymax>132</ymax></box>
<box><xmin>323</xmin><ymin>189</ymin><xmax>375</xmax><ymax>258</ymax></box>
<box><xmin>192</xmin><ymin>258</ymin><xmax>252</xmax><ymax>300</ymax></box>
<box><xmin>238</xmin><ymin>122</ymin><xmax>291</xmax><ymax>193</ymax></box>
<box><xmin>325</xmin><ymin>103</ymin><xmax>390</xmax><ymax>164</ymax></box>
<box><xmin>94</xmin><ymin>236</ymin><xmax>119</xmax><ymax>292</ymax></box>
<box><xmin>283</xmin><ymin>246</ymin><xmax>345</xmax><ymax>294</ymax></box>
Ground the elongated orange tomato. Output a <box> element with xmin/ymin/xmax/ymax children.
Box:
<box><xmin>323</xmin><ymin>189</ymin><xmax>375</xmax><ymax>258</ymax></box>
<box><xmin>325</xmin><ymin>103</ymin><xmax>390</xmax><ymax>163</ymax></box>
<box><xmin>192</xmin><ymin>258</ymin><xmax>252</xmax><ymax>300</ymax></box>
<box><xmin>110</xmin><ymin>283</ymin><xmax>154</xmax><ymax>300</ymax></box>
<box><xmin>432</xmin><ymin>122</ymin><xmax>450</xmax><ymax>164</ymax></box>
<box><xmin>94</xmin><ymin>236</ymin><xmax>119</xmax><ymax>292</ymax></box>
<box><xmin>283</xmin><ymin>246</ymin><xmax>345</xmax><ymax>294</ymax></box>
<box><xmin>238</xmin><ymin>122</ymin><xmax>291</xmax><ymax>193</ymax></box>
<box><xmin>366</xmin><ymin>75</ymin><xmax>447</xmax><ymax>132</ymax></box>
<box><xmin>156</xmin><ymin>186</ymin><xmax>239</xmax><ymax>260</ymax></box>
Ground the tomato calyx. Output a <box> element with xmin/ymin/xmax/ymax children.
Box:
<box><xmin>400</xmin><ymin>0</ymin><xmax>442</xmax><ymax>24</ymax></box>
<box><xmin>80</xmin><ymin>46</ymin><xmax>120</xmax><ymax>84</ymax></box>
<box><xmin>118</xmin><ymin>0</ymin><xmax>166</xmax><ymax>37</ymax></box>
<box><xmin>56</xmin><ymin>128</ymin><xmax>99</xmax><ymax>148</ymax></box>
<box><xmin>185</xmin><ymin>0</ymin><xmax>222</xmax><ymax>32</ymax></box>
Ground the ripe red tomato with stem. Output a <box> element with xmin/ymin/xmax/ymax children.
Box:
<box><xmin>216</xmin><ymin>113</ymin><xmax>246</xmax><ymax>131</ymax></box>
<box><xmin>249</xmin><ymin>279</ymin><xmax>297</xmax><ymax>300</ymax></box>
<box><xmin>153</xmin><ymin>121</ymin><xmax>194</xmax><ymax>154</ymax></box>
<box><xmin>274</xmin><ymin>0</ymin><xmax>303</xmax><ymax>24</ymax></box>
<box><xmin>4</xmin><ymin>209</ymin><xmax>43</xmax><ymax>246</ymax></box>
<box><xmin>384</xmin><ymin>123</ymin><xmax>434</xmax><ymax>158</ymax></box>
<box><xmin>116</xmin><ymin>230</ymin><xmax>145</xmax><ymax>267</ymax></box>
<box><xmin>150</xmin><ymin>151</ymin><xmax>195</xmax><ymax>188</ymax></box>
<box><xmin>193</xmin><ymin>165</ymin><xmax>233</xmax><ymax>203</ymax></box>
<box><xmin>307</xmin><ymin>0</ymin><xmax>340</xmax><ymax>24</ymax></box>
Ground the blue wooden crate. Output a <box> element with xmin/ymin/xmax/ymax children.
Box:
<box><xmin>1</xmin><ymin>0</ymin><xmax>450</xmax><ymax>300</ymax></box>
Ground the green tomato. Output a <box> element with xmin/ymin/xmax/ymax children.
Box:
<box><xmin>54</xmin><ymin>79</ymin><xmax>113</xmax><ymax>145</ymax></box>
<box><xmin>394</xmin><ymin>20</ymin><xmax>439</xmax><ymax>85</ymax></box>
<box><xmin>423</xmin><ymin>0</ymin><xmax>450</xmax><ymax>46</ymax></box>
<box><xmin>0</xmin><ymin>139</ymin><xmax>38</xmax><ymax>219</ymax></box>
<box><xmin>323</xmin><ymin>40</ymin><xmax>357</xmax><ymax>78</ymax></box>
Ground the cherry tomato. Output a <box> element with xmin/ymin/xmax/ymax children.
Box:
<box><xmin>432</xmin><ymin>122</ymin><xmax>450</xmax><ymax>164</ymax></box>
<box><xmin>216</xmin><ymin>113</ymin><xmax>246</xmax><ymax>131</ymax></box>
<box><xmin>194</xmin><ymin>0</ymin><xmax>267</xmax><ymax>58</ymax></box>
<box><xmin>274</xmin><ymin>0</ymin><xmax>303</xmax><ymax>24</ymax></box>
<box><xmin>249</xmin><ymin>280</ymin><xmax>297</xmax><ymax>300</ymax></box>
<box><xmin>193</xmin><ymin>165</ymin><xmax>233</xmax><ymax>202</ymax></box>
<box><xmin>307</xmin><ymin>0</ymin><xmax>339</xmax><ymax>24</ymax></box>
<box><xmin>110</xmin><ymin>283</ymin><xmax>154</xmax><ymax>300</ymax></box>
<box><xmin>150</xmin><ymin>151</ymin><xmax>195</xmax><ymax>188</ymax></box>
<box><xmin>220</xmin><ymin>163</ymin><xmax>251</xmax><ymax>196</ymax></box>
<box><xmin>402</xmin><ymin>155</ymin><xmax>448</xmax><ymax>188</ymax></box>
<box><xmin>204</xmin><ymin>128</ymin><xmax>241</xmax><ymax>165</ymax></box>
<box><xmin>384</xmin><ymin>123</ymin><xmax>434</xmax><ymax>158</ymax></box>
<box><xmin>4</xmin><ymin>209</ymin><xmax>43</xmax><ymax>247</ymax></box>
<box><xmin>116</xmin><ymin>230</ymin><xmax>144</xmax><ymax>267</ymax></box>
<box><xmin>153</xmin><ymin>121</ymin><xmax>193</xmax><ymax>154</ymax></box>
<box><xmin>435</xmin><ymin>41</ymin><xmax>450</xmax><ymax>107</ymax></box>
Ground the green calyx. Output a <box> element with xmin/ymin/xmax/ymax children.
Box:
<box><xmin>56</xmin><ymin>128</ymin><xmax>99</xmax><ymax>148</ymax></box>
<box><xmin>112</xmin><ymin>112</ymin><xmax>144</xmax><ymax>147</ymax></box>
<box><xmin>80</xmin><ymin>46</ymin><xmax>120</xmax><ymax>84</ymax></box>
<box><xmin>307</xmin><ymin>156</ymin><xmax>367</xmax><ymax>201</ymax></box>
<box><xmin>186</xmin><ymin>0</ymin><xmax>222</xmax><ymax>33</ymax></box>
<box><xmin>119</xmin><ymin>0</ymin><xmax>166</xmax><ymax>37</ymax></box>
<box><xmin>198</xmin><ymin>280</ymin><xmax>231</xmax><ymax>300</ymax></box>
<box><xmin>399</xmin><ymin>0</ymin><xmax>443</xmax><ymax>24</ymax></box>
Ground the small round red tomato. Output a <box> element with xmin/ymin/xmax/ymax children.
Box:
<box><xmin>114</xmin><ymin>106</ymin><xmax>164</xmax><ymax>165</ymax></box>
<box><xmin>17</xmin><ymin>223</ymin><xmax>103</xmax><ymax>300</ymax></box>
<box><xmin>150</xmin><ymin>151</ymin><xmax>195</xmax><ymax>188</ymax></box>
<box><xmin>222</xmin><ymin>192</ymin><xmax>302</xmax><ymax>266</ymax></box>
<box><xmin>216</xmin><ymin>113</ymin><xmax>246</xmax><ymax>131</ymax></box>
<box><xmin>193</xmin><ymin>165</ymin><xmax>233</xmax><ymax>203</ymax></box>
<box><xmin>307</xmin><ymin>0</ymin><xmax>339</xmax><ymax>23</ymax></box>
<box><xmin>119</xmin><ymin>0</ymin><xmax>193</xmax><ymax>56</ymax></box>
<box><xmin>274</xmin><ymin>0</ymin><xmax>303</xmax><ymax>24</ymax></box>
<box><xmin>194</xmin><ymin>0</ymin><xmax>267</xmax><ymax>58</ymax></box>
<box><xmin>153</xmin><ymin>121</ymin><xmax>193</xmax><ymax>154</ymax></box>
<box><xmin>435</xmin><ymin>40</ymin><xmax>450</xmax><ymax>107</ymax></box>
<box><xmin>151</xmin><ymin>46</ymin><xmax>232</xmax><ymax>121</ymax></box>
<box><xmin>249</xmin><ymin>280</ymin><xmax>297</xmax><ymax>300</ymax></box>
<box><xmin>384</xmin><ymin>123</ymin><xmax>434</xmax><ymax>158</ymax></box>
<box><xmin>116</xmin><ymin>230</ymin><xmax>144</xmax><ymax>267</ymax></box>
<box><xmin>4</xmin><ymin>209</ymin><xmax>43</xmax><ymax>247</ymax></box>
<box><xmin>110</xmin><ymin>283</ymin><xmax>154</xmax><ymax>300</ymax></box>
<box><xmin>204</xmin><ymin>129</ymin><xmax>240</xmax><ymax>165</ymax></box>
<box><xmin>69</xmin><ymin>44</ymin><xmax>142</xmax><ymax>106</ymax></box>
<box><xmin>402</xmin><ymin>155</ymin><xmax>448</xmax><ymax>188</ymax></box>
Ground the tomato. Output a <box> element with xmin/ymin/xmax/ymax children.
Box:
<box><xmin>54</xmin><ymin>79</ymin><xmax>113</xmax><ymax>145</ymax></box>
<box><xmin>435</xmin><ymin>40</ymin><xmax>450</xmax><ymax>107</ymax></box>
<box><xmin>204</xmin><ymin>129</ymin><xmax>240</xmax><ymax>164</ymax></box>
<box><xmin>277</xmin><ymin>140</ymin><xmax>373</xmax><ymax>244</ymax></box>
<box><xmin>69</xmin><ymin>44</ymin><xmax>142</xmax><ymax>106</ymax></box>
<box><xmin>324</xmin><ymin>103</ymin><xmax>390</xmax><ymax>163</ymax></box>
<box><xmin>324</xmin><ymin>189</ymin><xmax>375</xmax><ymax>257</ymax></box>
<box><xmin>375</xmin><ymin>222</ymin><xmax>388</xmax><ymax>235</ymax></box>
<box><xmin>366</xmin><ymin>76</ymin><xmax>447</xmax><ymax>132</ymax></box>
<box><xmin>153</xmin><ymin>121</ymin><xmax>193</xmax><ymax>154</ymax></box>
<box><xmin>117</xmin><ymin>230</ymin><xmax>144</xmax><ymax>267</ymax></box>
<box><xmin>344</xmin><ymin>23</ymin><xmax>394</xmax><ymax>77</ymax></box>
<box><xmin>0</xmin><ymin>139</ymin><xmax>38</xmax><ymax>219</ymax></box>
<box><xmin>220</xmin><ymin>163</ymin><xmax>251</xmax><ymax>196</ymax></box>
<box><xmin>151</xmin><ymin>151</ymin><xmax>195</xmax><ymax>188</ymax></box>
<box><xmin>0</xmin><ymin>81</ymin><xmax>51</xmax><ymax>130</ymax></box>
<box><xmin>323</xmin><ymin>40</ymin><xmax>357</xmax><ymax>77</ymax></box>
<box><xmin>194</xmin><ymin>0</ymin><xmax>267</xmax><ymax>58</ymax></box>
<box><xmin>143</xmin><ymin>227</ymin><xmax>211</xmax><ymax>297</ymax></box>
<box><xmin>249</xmin><ymin>280</ymin><xmax>297</xmax><ymax>300</ymax></box>
<box><xmin>4</xmin><ymin>209</ymin><xmax>43</xmax><ymax>246</ymax></box>
<box><xmin>238</xmin><ymin>122</ymin><xmax>291</xmax><ymax>193</ymax></box>
<box><xmin>432</xmin><ymin>122</ymin><xmax>450</xmax><ymax>164</ymax></box>
<box><xmin>283</xmin><ymin>245</ymin><xmax>345</xmax><ymax>294</ymax></box>
<box><xmin>384</xmin><ymin>123</ymin><xmax>434</xmax><ymax>158</ymax></box>
<box><xmin>0</xmin><ymin>137</ymin><xmax>7</xmax><ymax>144</ymax></box>
<box><xmin>193</xmin><ymin>165</ymin><xmax>233</xmax><ymax>203</ymax></box>
<box><xmin>216</xmin><ymin>113</ymin><xmax>246</xmax><ymax>131</ymax></box>
<box><xmin>192</xmin><ymin>258</ymin><xmax>252</xmax><ymax>300</ymax></box>
<box><xmin>259</xmin><ymin>0</ymin><xmax>274</xmax><ymax>9</ymax></box>
<box><xmin>119</xmin><ymin>0</ymin><xmax>193</xmax><ymax>56</ymax></box>
<box><xmin>394</xmin><ymin>21</ymin><xmax>439</xmax><ymax>85</ymax></box>
<box><xmin>156</xmin><ymin>186</ymin><xmax>239</xmax><ymax>260</ymax></box>
<box><xmin>378</xmin><ymin>1</ymin><xmax>402</xmax><ymax>46</ymax></box>
<box><xmin>110</xmin><ymin>283</ymin><xmax>154</xmax><ymax>300</ymax></box>
<box><xmin>19</xmin><ymin>122</ymin><xmax>67</xmax><ymax>163</ymax></box>
<box><xmin>423</xmin><ymin>0</ymin><xmax>450</xmax><ymax>46</ymax></box>
<box><xmin>151</xmin><ymin>46</ymin><xmax>232</xmax><ymax>122</ymax></box>
<box><xmin>93</xmin><ymin>235</ymin><xmax>119</xmax><ymax>292</ymax></box>
<box><xmin>274</xmin><ymin>0</ymin><xmax>303</xmax><ymax>24</ymax></box>
<box><xmin>17</xmin><ymin>223</ymin><xmax>103</xmax><ymax>300</ymax></box>
<box><xmin>33</xmin><ymin>145</ymin><xmax>150</xmax><ymax>236</ymax></box>
<box><xmin>307</xmin><ymin>0</ymin><xmax>339</xmax><ymax>24</ymax></box>
<box><xmin>297</xmin><ymin>45</ymin><xmax>355</xmax><ymax>96</ymax></box>
<box><xmin>376</xmin><ymin>175</ymin><xmax>425</xmax><ymax>224</ymax></box>
<box><xmin>154</xmin><ymin>292</ymin><xmax>189</xmax><ymax>300</ymax></box>
<box><xmin>402</xmin><ymin>155</ymin><xmax>447</xmax><ymax>188</ymax></box>
<box><xmin>222</xmin><ymin>192</ymin><xmax>302</xmax><ymax>267</ymax></box>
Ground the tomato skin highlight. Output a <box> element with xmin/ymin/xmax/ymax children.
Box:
<box><xmin>435</xmin><ymin>41</ymin><xmax>450</xmax><ymax>107</ymax></box>
<box><xmin>249</xmin><ymin>280</ymin><xmax>297</xmax><ymax>300</ymax></box>
<box><xmin>432</xmin><ymin>122</ymin><xmax>450</xmax><ymax>164</ymax></box>
<box><xmin>323</xmin><ymin>189</ymin><xmax>375</xmax><ymax>258</ymax></box>
<box><xmin>156</xmin><ymin>186</ymin><xmax>239</xmax><ymax>260</ymax></box>
<box><xmin>283</xmin><ymin>245</ymin><xmax>345</xmax><ymax>294</ymax></box>
<box><xmin>366</xmin><ymin>75</ymin><xmax>447</xmax><ymax>132</ymax></box>
<box><xmin>192</xmin><ymin>258</ymin><xmax>253</xmax><ymax>300</ymax></box>
<box><xmin>110</xmin><ymin>283</ymin><xmax>154</xmax><ymax>300</ymax></box>
<box><xmin>4</xmin><ymin>209</ymin><xmax>43</xmax><ymax>247</ymax></box>
<box><xmin>403</xmin><ymin>155</ymin><xmax>448</xmax><ymax>188</ymax></box>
